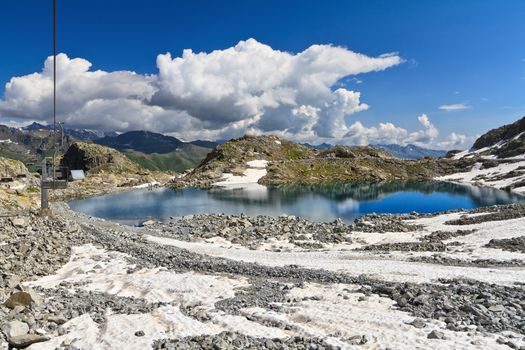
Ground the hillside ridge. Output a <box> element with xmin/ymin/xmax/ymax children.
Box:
<box><xmin>174</xmin><ymin>135</ymin><xmax>472</xmax><ymax>187</ymax></box>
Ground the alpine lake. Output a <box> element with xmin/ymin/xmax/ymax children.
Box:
<box><xmin>68</xmin><ymin>180</ymin><xmax>525</xmax><ymax>225</ymax></box>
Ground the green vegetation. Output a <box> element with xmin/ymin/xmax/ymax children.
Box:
<box><xmin>285</xmin><ymin>148</ymin><xmax>310</xmax><ymax>160</ymax></box>
<box><xmin>263</xmin><ymin>157</ymin><xmax>451</xmax><ymax>185</ymax></box>
<box><xmin>26</xmin><ymin>185</ymin><xmax>39</xmax><ymax>193</ymax></box>
<box><xmin>124</xmin><ymin>144</ymin><xmax>211</xmax><ymax>172</ymax></box>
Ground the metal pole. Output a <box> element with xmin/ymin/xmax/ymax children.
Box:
<box><xmin>52</xmin><ymin>0</ymin><xmax>57</xmax><ymax>182</ymax></box>
<box><xmin>41</xmin><ymin>159</ymin><xmax>49</xmax><ymax>210</ymax></box>
<box><xmin>41</xmin><ymin>0</ymin><xmax>55</xmax><ymax>214</ymax></box>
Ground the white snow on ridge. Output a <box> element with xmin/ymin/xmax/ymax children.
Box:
<box><xmin>452</xmin><ymin>132</ymin><xmax>524</xmax><ymax>160</ymax></box>
<box><xmin>437</xmin><ymin>160</ymin><xmax>525</xmax><ymax>195</ymax></box>
<box><xmin>440</xmin><ymin>131</ymin><xmax>525</xmax><ymax>194</ymax></box>
<box><xmin>246</xmin><ymin>159</ymin><xmax>269</xmax><ymax>168</ymax></box>
<box><xmin>132</xmin><ymin>181</ymin><xmax>160</xmax><ymax>189</ymax></box>
<box><xmin>214</xmin><ymin>159</ymin><xmax>269</xmax><ymax>187</ymax></box>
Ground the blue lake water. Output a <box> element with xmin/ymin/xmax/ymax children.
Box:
<box><xmin>68</xmin><ymin>181</ymin><xmax>525</xmax><ymax>225</ymax></box>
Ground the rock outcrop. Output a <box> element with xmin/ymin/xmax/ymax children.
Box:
<box><xmin>0</xmin><ymin>157</ymin><xmax>28</xmax><ymax>178</ymax></box>
<box><xmin>60</xmin><ymin>141</ymin><xmax>145</xmax><ymax>174</ymax></box>
<box><xmin>472</xmin><ymin>116</ymin><xmax>525</xmax><ymax>151</ymax></box>
<box><xmin>470</xmin><ymin>116</ymin><xmax>525</xmax><ymax>158</ymax></box>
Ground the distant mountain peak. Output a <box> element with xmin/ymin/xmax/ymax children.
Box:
<box><xmin>303</xmin><ymin>142</ymin><xmax>446</xmax><ymax>159</ymax></box>
<box><xmin>95</xmin><ymin>130</ymin><xmax>184</xmax><ymax>154</ymax></box>
<box><xmin>21</xmin><ymin>122</ymin><xmax>115</xmax><ymax>141</ymax></box>
<box><xmin>372</xmin><ymin>144</ymin><xmax>447</xmax><ymax>159</ymax></box>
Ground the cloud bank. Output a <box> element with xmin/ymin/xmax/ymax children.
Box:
<box><xmin>0</xmin><ymin>38</ymin><xmax>469</xmax><ymax>148</ymax></box>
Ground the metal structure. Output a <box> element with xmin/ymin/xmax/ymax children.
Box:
<box><xmin>41</xmin><ymin>0</ymin><xmax>67</xmax><ymax>213</ymax></box>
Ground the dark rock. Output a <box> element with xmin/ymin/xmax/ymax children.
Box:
<box><xmin>410</xmin><ymin>318</ymin><xmax>426</xmax><ymax>329</ymax></box>
<box><xmin>427</xmin><ymin>330</ymin><xmax>445</xmax><ymax>339</ymax></box>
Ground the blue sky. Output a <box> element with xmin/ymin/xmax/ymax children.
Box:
<box><xmin>1</xmin><ymin>0</ymin><xmax>524</xmax><ymax>147</ymax></box>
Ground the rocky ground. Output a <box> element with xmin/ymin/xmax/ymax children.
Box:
<box><xmin>486</xmin><ymin>236</ymin><xmax>525</xmax><ymax>254</ymax></box>
<box><xmin>153</xmin><ymin>332</ymin><xmax>341</xmax><ymax>350</ymax></box>
<box><xmin>143</xmin><ymin>212</ymin><xmax>424</xmax><ymax>252</ymax></box>
<box><xmin>0</xmin><ymin>202</ymin><xmax>524</xmax><ymax>349</ymax></box>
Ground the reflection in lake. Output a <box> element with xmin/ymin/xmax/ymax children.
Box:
<box><xmin>68</xmin><ymin>181</ymin><xmax>525</xmax><ymax>225</ymax></box>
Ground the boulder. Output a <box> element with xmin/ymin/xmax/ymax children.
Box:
<box><xmin>10</xmin><ymin>217</ymin><xmax>26</xmax><ymax>228</ymax></box>
<box><xmin>141</xmin><ymin>220</ymin><xmax>155</xmax><ymax>227</ymax></box>
<box><xmin>7</xmin><ymin>334</ymin><xmax>50</xmax><ymax>348</ymax></box>
<box><xmin>4</xmin><ymin>291</ymin><xmax>32</xmax><ymax>309</ymax></box>
<box><xmin>1</xmin><ymin>321</ymin><xmax>29</xmax><ymax>338</ymax></box>
<box><xmin>25</xmin><ymin>288</ymin><xmax>44</xmax><ymax>306</ymax></box>
<box><xmin>427</xmin><ymin>330</ymin><xmax>445</xmax><ymax>339</ymax></box>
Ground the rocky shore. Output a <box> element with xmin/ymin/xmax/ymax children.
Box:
<box><xmin>1</xmin><ymin>203</ymin><xmax>524</xmax><ymax>349</ymax></box>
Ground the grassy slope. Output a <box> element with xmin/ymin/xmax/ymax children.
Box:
<box><xmin>124</xmin><ymin>144</ymin><xmax>212</xmax><ymax>172</ymax></box>
<box><xmin>263</xmin><ymin>158</ymin><xmax>453</xmax><ymax>185</ymax></box>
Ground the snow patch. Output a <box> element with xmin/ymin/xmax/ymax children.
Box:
<box><xmin>214</xmin><ymin>159</ymin><xmax>268</xmax><ymax>187</ymax></box>
<box><xmin>147</xmin><ymin>234</ymin><xmax>525</xmax><ymax>286</ymax></box>
<box><xmin>239</xmin><ymin>283</ymin><xmax>513</xmax><ymax>350</ymax></box>
<box><xmin>437</xmin><ymin>160</ymin><xmax>525</xmax><ymax>195</ymax></box>
<box><xmin>26</xmin><ymin>244</ymin><xmax>289</xmax><ymax>349</ymax></box>
<box><xmin>133</xmin><ymin>181</ymin><xmax>160</xmax><ymax>189</ymax></box>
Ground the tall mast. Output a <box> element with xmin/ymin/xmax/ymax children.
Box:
<box><xmin>52</xmin><ymin>0</ymin><xmax>57</xmax><ymax>177</ymax></box>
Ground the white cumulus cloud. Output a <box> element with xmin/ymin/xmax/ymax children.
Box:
<box><xmin>0</xmin><ymin>39</ymin><xmax>402</xmax><ymax>140</ymax></box>
<box><xmin>342</xmin><ymin>121</ymin><xmax>408</xmax><ymax>146</ymax></box>
<box><xmin>405</xmin><ymin>113</ymin><xmax>439</xmax><ymax>144</ymax></box>
<box><xmin>0</xmin><ymin>40</ymin><xmax>472</xmax><ymax>149</ymax></box>
<box><xmin>437</xmin><ymin>132</ymin><xmax>471</xmax><ymax>149</ymax></box>
<box><xmin>335</xmin><ymin>114</ymin><xmax>465</xmax><ymax>149</ymax></box>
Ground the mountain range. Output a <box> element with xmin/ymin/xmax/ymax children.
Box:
<box><xmin>372</xmin><ymin>144</ymin><xmax>447</xmax><ymax>159</ymax></box>
<box><xmin>302</xmin><ymin>142</ymin><xmax>447</xmax><ymax>159</ymax></box>
<box><xmin>93</xmin><ymin>131</ymin><xmax>213</xmax><ymax>172</ymax></box>
<box><xmin>22</xmin><ymin>122</ymin><xmax>117</xmax><ymax>141</ymax></box>
<box><xmin>0</xmin><ymin>121</ymin><xmax>488</xmax><ymax>174</ymax></box>
<box><xmin>0</xmin><ymin>124</ymin><xmax>75</xmax><ymax>170</ymax></box>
